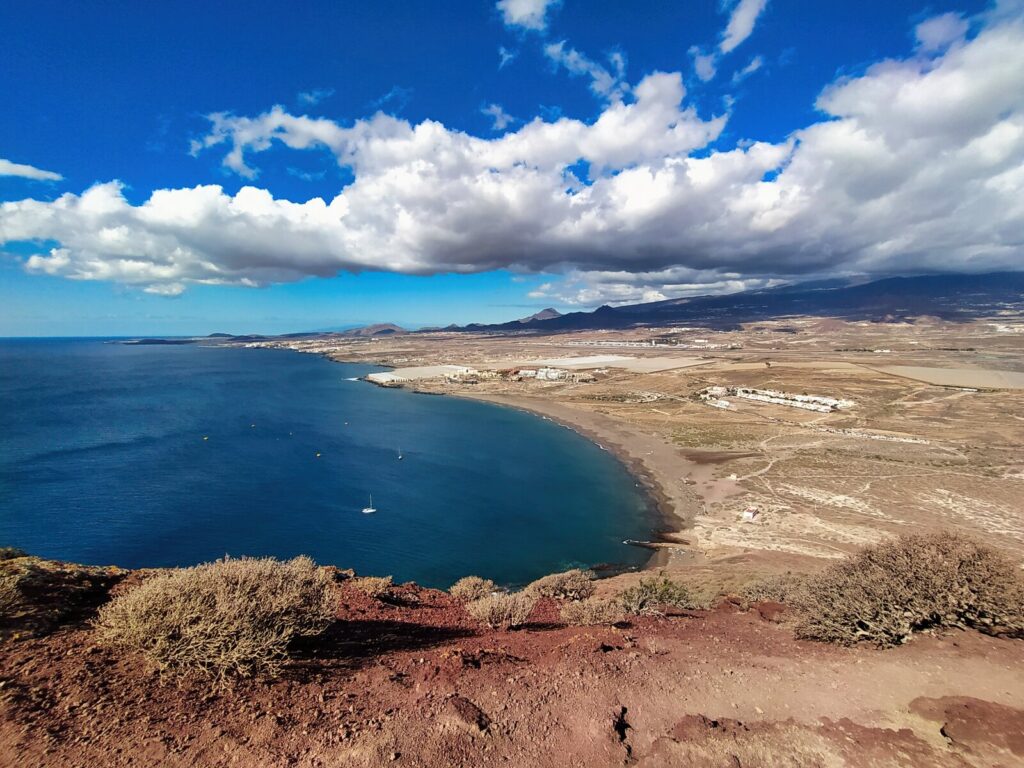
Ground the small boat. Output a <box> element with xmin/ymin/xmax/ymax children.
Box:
<box><xmin>361</xmin><ymin>494</ymin><xmax>377</xmax><ymax>514</ymax></box>
<box><xmin>397</xmin><ymin>446</ymin><xmax>403</xmax><ymax>460</ymax></box>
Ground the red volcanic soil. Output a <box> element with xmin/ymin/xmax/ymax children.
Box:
<box><xmin>2</xmin><ymin>579</ymin><xmax>1024</xmax><ymax>767</ymax></box>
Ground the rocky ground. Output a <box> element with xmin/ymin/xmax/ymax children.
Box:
<box><xmin>2</xmin><ymin>563</ymin><xmax>1023</xmax><ymax>768</ymax></box>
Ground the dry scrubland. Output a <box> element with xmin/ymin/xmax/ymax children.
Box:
<box><xmin>1</xmin><ymin>533</ymin><xmax>1023</xmax><ymax>767</ymax></box>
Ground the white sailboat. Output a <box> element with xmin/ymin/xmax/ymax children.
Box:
<box><xmin>397</xmin><ymin>446</ymin><xmax>403</xmax><ymax>460</ymax></box>
<box><xmin>361</xmin><ymin>493</ymin><xmax>377</xmax><ymax>514</ymax></box>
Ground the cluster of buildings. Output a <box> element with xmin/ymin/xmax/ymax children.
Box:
<box><xmin>366</xmin><ymin>364</ymin><xmax>597</xmax><ymax>388</ymax></box>
<box><xmin>366</xmin><ymin>365</ymin><xmax>478</xmax><ymax>387</ymax></box>
<box><xmin>566</xmin><ymin>339</ymin><xmax>662</xmax><ymax>349</ymax></box>
<box><xmin>698</xmin><ymin>386</ymin><xmax>855</xmax><ymax>413</ymax></box>
<box><xmin>564</xmin><ymin>339</ymin><xmax>741</xmax><ymax>350</ymax></box>
<box><xmin>506</xmin><ymin>367</ymin><xmax>596</xmax><ymax>383</ymax></box>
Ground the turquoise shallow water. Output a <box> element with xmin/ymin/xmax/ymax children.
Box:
<box><xmin>0</xmin><ymin>339</ymin><xmax>656</xmax><ymax>588</ymax></box>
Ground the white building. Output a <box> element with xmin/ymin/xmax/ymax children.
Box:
<box><xmin>535</xmin><ymin>367</ymin><xmax>568</xmax><ymax>381</ymax></box>
<box><xmin>366</xmin><ymin>372</ymin><xmax>408</xmax><ymax>387</ymax></box>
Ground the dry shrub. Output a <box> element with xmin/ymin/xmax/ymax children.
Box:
<box><xmin>0</xmin><ymin>547</ymin><xmax>27</xmax><ymax>561</ymax></box>
<box><xmin>0</xmin><ymin>573</ymin><xmax>19</xmax><ymax>616</ymax></box>
<box><xmin>560</xmin><ymin>597</ymin><xmax>625</xmax><ymax>626</ymax></box>
<box><xmin>794</xmin><ymin>531</ymin><xmax>1024</xmax><ymax>646</ymax></box>
<box><xmin>466</xmin><ymin>592</ymin><xmax>537</xmax><ymax>630</ymax></box>
<box><xmin>525</xmin><ymin>569</ymin><xmax>596</xmax><ymax>601</ymax></box>
<box><xmin>618</xmin><ymin>575</ymin><xmax>696</xmax><ymax>616</ymax></box>
<box><xmin>350</xmin><ymin>575</ymin><xmax>393</xmax><ymax>599</ymax></box>
<box><xmin>739</xmin><ymin>572</ymin><xmax>807</xmax><ymax>605</ymax></box>
<box><xmin>449</xmin><ymin>576</ymin><xmax>496</xmax><ymax>602</ymax></box>
<box><xmin>95</xmin><ymin>556</ymin><xmax>336</xmax><ymax>681</ymax></box>
<box><xmin>1</xmin><ymin>557</ymin><xmax>122</xmax><ymax>638</ymax></box>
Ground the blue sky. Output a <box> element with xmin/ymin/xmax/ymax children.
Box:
<box><xmin>1</xmin><ymin>0</ymin><xmax>1020</xmax><ymax>335</ymax></box>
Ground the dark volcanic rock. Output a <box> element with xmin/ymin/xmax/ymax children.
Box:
<box><xmin>447</xmin><ymin>696</ymin><xmax>491</xmax><ymax>733</ymax></box>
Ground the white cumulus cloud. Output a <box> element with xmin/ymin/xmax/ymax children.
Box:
<box><xmin>496</xmin><ymin>0</ymin><xmax>560</xmax><ymax>31</ymax></box>
<box><xmin>0</xmin><ymin>158</ymin><xmax>63</xmax><ymax>181</ymax></box>
<box><xmin>528</xmin><ymin>267</ymin><xmax>786</xmax><ymax>306</ymax></box>
<box><xmin>690</xmin><ymin>0</ymin><xmax>769</xmax><ymax>83</ymax></box>
<box><xmin>2</xmin><ymin>10</ymin><xmax>1023</xmax><ymax>305</ymax></box>
<box><xmin>498</xmin><ymin>46</ymin><xmax>518</xmax><ymax>68</ymax></box>
<box><xmin>689</xmin><ymin>46</ymin><xmax>718</xmax><ymax>82</ymax></box>
<box><xmin>732</xmin><ymin>55</ymin><xmax>764</xmax><ymax>84</ymax></box>
<box><xmin>297</xmin><ymin>88</ymin><xmax>335</xmax><ymax>107</ymax></box>
<box><xmin>720</xmin><ymin>0</ymin><xmax>769</xmax><ymax>54</ymax></box>
<box><xmin>544</xmin><ymin>42</ymin><xmax>630</xmax><ymax>102</ymax></box>
<box><xmin>482</xmin><ymin>103</ymin><xmax>516</xmax><ymax>131</ymax></box>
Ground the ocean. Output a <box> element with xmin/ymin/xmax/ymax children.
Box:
<box><xmin>0</xmin><ymin>339</ymin><xmax>655</xmax><ymax>588</ymax></box>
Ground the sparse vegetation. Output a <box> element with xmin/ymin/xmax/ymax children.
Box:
<box><xmin>466</xmin><ymin>592</ymin><xmax>537</xmax><ymax>630</ymax></box>
<box><xmin>1</xmin><ymin>556</ymin><xmax>123</xmax><ymax>638</ymax></box>
<box><xmin>0</xmin><ymin>573</ymin><xmax>19</xmax><ymax>616</ymax></box>
<box><xmin>94</xmin><ymin>556</ymin><xmax>336</xmax><ymax>681</ymax></box>
<box><xmin>525</xmin><ymin>569</ymin><xmax>596</xmax><ymax>601</ymax></box>
<box><xmin>449</xmin><ymin>575</ymin><xmax>496</xmax><ymax>602</ymax></box>
<box><xmin>350</xmin><ymin>575</ymin><xmax>394</xmax><ymax>599</ymax></box>
<box><xmin>560</xmin><ymin>597</ymin><xmax>625</xmax><ymax>626</ymax></box>
<box><xmin>793</xmin><ymin>532</ymin><xmax>1024</xmax><ymax>646</ymax></box>
<box><xmin>739</xmin><ymin>572</ymin><xmax>807</xmax><ymax>606</ymax></box>
<box><xmin>0</xmin><ymin>547</ymin><xmax>28</xmax><ymax>561</ymax></box>
<box><xmin>618</xmin><ymin>575</ymin><xmax>696</xmax><ymax>616</ymax></box>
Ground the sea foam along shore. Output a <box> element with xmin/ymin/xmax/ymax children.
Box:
<box><xmin>448</xmin><ymin>391</ymin><xmax>711</xmax><ymax>567</ymax></box>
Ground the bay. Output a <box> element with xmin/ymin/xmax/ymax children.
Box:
<box><xmin>0</xmin><ymin>339</ymin><xmax>655</xmax><ymax>588</ymax></box>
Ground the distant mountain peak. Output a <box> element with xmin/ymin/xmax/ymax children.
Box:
<box><xmin>517</xmin><ymin>307</ymin><xmax>562</xmax><ymax>323</ymax></box>
<box><xmin>341</xmin><ymin>323</ymin><xmax>407</xmax><ymax>337</ymax></box>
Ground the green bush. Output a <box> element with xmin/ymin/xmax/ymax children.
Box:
<box><xmin>618</xmin><ymin>575</ymin><xmax>696</xmax><ymax>616</ymax></box>
<box><xmin>466</xmin><ymin>592</ymin><xmax>537</xmax><ymax>630</ymax></box>
<box><xmin>95</xmin><ymin>556</ymin><xmax>336</xmax><ymax>681</ymax></box>
<box><xmin>560</xmin><ymin>597</ymin><xmax>625</xmax><ymax>626</ymax></box>
<box><xmin>794</xmin><ymin>532</ymin><xmax>1024</xmax><ymax>646</ymax></box>
<box><xmin>525</xmin><ymin>569</ymin><xmax>596</xmax><ymax>601</ymax></box>
<box><xmin>449</xmin><ymin>575</ymin><xmax>496</xmax><ymax>602</ymax></box>
<box><xmin>0</xmin><ymin>547</ymin><xmax>27</xmax><ymax>561</ymax></box>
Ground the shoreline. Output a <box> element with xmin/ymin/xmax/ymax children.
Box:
<box><xmin>256</xmin><ymin>345</ymin><xmax>723</xmax><ymax>572</ymax></box>
<box><xmin>443</xmin><ymin>391</ymin><xmax>711</xmax><ymax>569</ymax></box>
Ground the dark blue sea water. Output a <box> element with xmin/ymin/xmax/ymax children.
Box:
<box><xmin>0</xmin><ymin>339</ymin><xmax>655</xmax><ymax>588</ymax></box>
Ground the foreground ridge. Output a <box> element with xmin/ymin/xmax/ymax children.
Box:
<box><xmin>2</xmin><ymin>544</ymin><xmax>1022</xmax><ymax>767</ymax></box>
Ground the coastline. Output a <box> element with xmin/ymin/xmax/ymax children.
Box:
<box><xmin>251</xmin><ymin>344</ymin><xmax>722</xmax><ymax>571</ymax></box>
<box><xmin>444</xmin><ymin>391</ymin><xmax>710</xmax><ymax>568</ymax></box>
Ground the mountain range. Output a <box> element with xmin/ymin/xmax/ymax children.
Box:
<box><xmin>446</xmin><ymin>272</ymin><xmax>1024</xmax><ymax>333</ymax></box>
